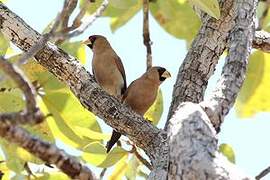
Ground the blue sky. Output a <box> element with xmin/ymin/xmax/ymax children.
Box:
<box><xmin>4</xmin><ymin>0</ymin><xmax>270</xmax><ymax>179</ymax></box>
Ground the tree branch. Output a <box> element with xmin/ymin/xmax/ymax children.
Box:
<box><xmin>166</xmin><ymin>0</ymin><xmax>236</xmax><ymax>125</ymax></box>
<box><xmin>0</xmin><ymin>123</ymin><xmax>96</xmax><ymax>179</ymax></box>
<box><xmin>54</xmin><ymin>0</ymin><xmax>109</xmax><ymax>39</ymax></box>
<box><xmin>0</xmin><ymin>58</ymin><xmax>96</xmax><ymax>179</ymax></box>
<box><xmin>256</xmin><ymin>165</ymin><xmax>270</xmax><ymax>180</ymax></box>
<box><xmin>0</xmin><ymin>57</ymin><xmax>43</xmax><ymax>124</ymax></box>
<box><xmin>202</xmin><ymin>0</ymin><xmax>257</xmax><ymax>131</ymax></box>
<box><xmin>131</xmin><ymin>145</ymin><xmax>153</xmax><ymax>170</ymax></box>
<box><xmin>253</xmin><ymin>30</ymin><xmax>270</xmax><ymax>52</ymax></box>
<box><xmin>60</xmin><ymin>0</ymin><xmax>78</xmax><ymax>29</ymax></box>
<box><xmin>143</xmin><ymin>0</ymin><xmax>152</xmax><ymax>70</ymax></box>
<box><xmin>167</xmin><ymin>102</ymin><xmax>254</xmax><ymax>179</ymax></box>
<box><xmin>0</xmin><ymin>3</ymin><xmax>168</xmax><ymax>176</ymax></box>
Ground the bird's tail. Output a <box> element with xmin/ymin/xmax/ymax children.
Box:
<box><xmin>106</xmin><ymin>130</ymin><xmax>121</xmax><ymax>153</ymax></box>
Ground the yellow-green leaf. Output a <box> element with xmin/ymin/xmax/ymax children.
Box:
<box><xmin>219</xmin><ymin>143</ymin><xmax>235</xmax><ymax>163</ymax></box>
<box><xmin>125</xmin><ymin>155</ymin><xmax>140</xmax><ymax>180</ymax></box>
<box><xmin>189</xmin><ymin>0</ymin><xmax>220</xmax><ymax>19</ymax></box>
<box><xmin>74</xmin><ymin>126</ymin><xmax>111</xmax><ymax>141</ymax></box>
<box><xmin>0</xmin><ymin>88</ymin><xmax>24</xmax><ymax>113</ymax></box>
<box><xmin>0</xmin><ymin>140</ymin><xmax>38</xmax><ymax>173</ymax></box>
<box><xmin>150</xmin><ymin>0</ymin><xmax>200</xmax><ymax>42</ymax></box>
<box><xmin>80</xmin><ymin>0</ymin><xmax>127</xmax><ymax>17</ymax></box>
<box><xmin>110</xmin><ymin>0</ymin><xmax>137</xmax><ymax>9</ymax></box>
<box><xmin>42</xmin><ymin>94</ymin><xmax>94</xmax><ymax>148</ymax></box>
<box><xmin>144</xmin><ymin>89</ymin><xmax>163</xmax><ymax>125</ymax></box>
<box><xmin>110</xmin><ymin>1</ymin><xmax>142</xmax><ymax>32</ymax></box>
<box><xmin>82</xmin><ymin>142</ymin><xmax>128</xmax><ymax>168</ymax></box>
<box><xmin>109</xmin><ymin>155</ymin><xmax>128</xmax><ymax>180</ymax></box>
<box><xmin>31</xmin><ymin>172</ymin><xmax>69</xmax><ymax>180</ymax></box>
<box><xmin>0</xmin><ymin>32</ymin><xmax>9</xmax><ymax>56</ymax></box>
<box><xmin>0</xmin><ymin>154</ymin><xmax>11</xmax><ymax>180</ymax></box>
<box><xmin>236</xmin><ymin>51</ymin><xmax>270</xmax><ymax>118</ymax></box>
<box><xmin>60</xmin><ymin>41</ymin><xmax>87</xmax><ymax>64</ymax></box>
<box><xmin>80</xmin><ymin>0</ymin><xmax>141</xmax><ymax>32</ymax></box>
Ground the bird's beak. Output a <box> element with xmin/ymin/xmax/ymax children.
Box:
<box><xmin>161</xmin><ymin>70</ymin><xmax>171</xmax><ymax>79</ymax></box>
<box><xmin>82</xmin><ymin>39</ymin><xmax>91</xmax><ymax>45</ymax></box>
<box><xmin>82</xmin><ymin>39</ymin><xmax>93</xmax><ymax>49</ymax></box>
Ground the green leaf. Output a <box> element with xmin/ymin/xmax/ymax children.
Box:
<box><xmin>80</xmin><ymin>0</ymin><xmax>141</xmax><ymax>31</ymax></box>
<box><xmin>0</xmin><ymin>0</ymin><xmax>8</xmax><ymax>3</ymax></box>
<box><xmin>0</xmin><ymin>140</ymin><xmax>40</xmax><ymax>174</ymax></box>
<box><xmin>0</xmin><ymin>88</ymin><xmax>24</xmax><ymax>113</ymax></box>
<box><xmin>42</xmin><ymin>92</ymin><xmax>95</xmax><ymax>148</ymax></box>
<box><xmin>150</xmin><ymin>0</ymin><xmax>200</xmax><ymax>42</ymax></box>
<box><xmin>236</xmin><ymin>51</ymin><xmax>270</xmax><ymax>118</ymax></box>
<box><xmin>82</xmin><ymin>142</ymin><xmax>128</xmax><ymax>168</ymax></box>
<box><xmin>73</xmin><ymin>126</ymin><xmax>111</xmax><ymax>141</ymax></box>
<box><xmin>31</xmin><ymin>172</ymin><xmax>69</xmax><ymax>180</ymax></box>
<box><xmin>108</xmin><ymin>155</ymin><xmax>128</xmax><ymax>180</ymax></box>
<box><xmin>144</xmin><ymin>89</ymin><xmax>163</xmax><ymax>125</ymax></box>
<box><xmin>0</xmin><ymin>154</ymin><xmax>11</xmax><ymax>180</ymax></box>
<box><xmin>137</xmin><ymin>170</ymin><xmax>148</xmax><ymax>179</ymax></box>
<box><xmin>110</xmin><ymin>1</ymin><xmax>142</xmax><ymax>32</ymax></box>
<box><xmin>0</xmin><ymin>32</ymin><xmax>9</xmax><ymax>56</ymax></box>
<box><xmin>60</xmin><ymin>41</ymin><xmax>87</xmax><ymax>64</ymax></box>
<box><xmin>218</xmin><ymin>143</ymin><xmax>235</xmax><ymax>163</ymax></box>
<box><xmin>125</xmin><ymin>155</ymin><xmax>140</xmax><ymax>180</ymax></box>
<box><xmin>189</xmin><ymin>0</ymin><xmax>220</xmax><ymax>19</ymax></box>
<box><xmin>80</xmin><ymin>0</ymin><xmax>126</xmax><ymax>17</ymax></box>
<box><xmin>110</xmin><ymin>0</ymin><xmax>137</xmax><ymax>9</ymax></box>
<box><xmin>257</xmin><ymin>2</ymin><xmax>267</xmax><ymax>19</ymax></box>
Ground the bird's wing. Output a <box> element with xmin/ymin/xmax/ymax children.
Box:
<box><xmin>114</xmin><ymin>56</ymin><xmax>127</xmax><ymax>94</ymax></box>
<box><xmin>121</xmin><ymin>79</ymin><xmax>137</xmax><ymax>103</ymax></box>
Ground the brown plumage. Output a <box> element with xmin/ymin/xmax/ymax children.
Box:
<box><xmin>83</xmin><ymin>35</ymin><xmax>127</xmax><ymax>99</ymax></box>
<box><xmin>106</xmin><ymin>66</ymin><xmax>171</xmax><ymax>152</ymax></box>
<box><xmin>83</xmin><ymin>35</ymin><xmax>127</xmax><ymax>153</ymax></box>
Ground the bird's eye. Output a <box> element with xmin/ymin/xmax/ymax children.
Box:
<box><xmin>89</xmin><ymin>36</ymin><xmax>97</xmax><ymax>43</ymax></box>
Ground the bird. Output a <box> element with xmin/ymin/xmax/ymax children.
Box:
<box><xmin>106</xmin><ymin>66</ymin><xmax>171</xmax><ymax>153</ymax></box>
<box><xmin>83</xmin><ymin>35</ymin><xmax>127</xmax><ymax>99</ymax></box>
<box><xmin>83</xmin><ymin>35</ymin><xmax>127</xmax><ymax>152</ymax></box>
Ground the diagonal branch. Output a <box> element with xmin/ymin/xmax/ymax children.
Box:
<box><xmin>143</xmin><ymin>0</ymin><xmax>152</xmax><ymax>70</ymax></box>
<box><xmin>256</xmin><ymin>165</ymin><xmax>270</xmax><ymax>180</ymax></box>
<box><xmin>0</xmin><ymin>3</ymin><xmax>168</xmax><ymax>175</ymax></box>
<box><xmin>202</xmin><ymin>0</ymin><xmax>257</xmax><ymax>131</ymax></box>
<box><xmin>0</xmin><ymin>122</ymin><xmax>96</xmax><ymax>179</ymax></box>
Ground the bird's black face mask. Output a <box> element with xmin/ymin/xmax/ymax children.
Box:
<box><xmin>157</xmin><ymin>67</ymin><xmax>171</xmax><ymax>82</ymax></box>
<box><xmin>88</xmin><ymin>36</ymin><xmax>97</xmax><ymax>49</ymax></box>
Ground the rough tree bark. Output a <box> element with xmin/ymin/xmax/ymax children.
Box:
<box><xmin>0</xmin><ymin>3</ymin><xmax>168</xmax><ymax>179</ymax></box>
<box><xmin>0</xmin><ymin>0</ymin><xmax>264</xmax><ymax>179</ymax></box>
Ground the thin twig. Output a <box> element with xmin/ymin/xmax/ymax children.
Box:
<box><xmin>16</xmin><ymin>0</ymin><xmax>67</xmax><ymax>65</ymax></box>
<box><xmin>143</xmin><ymin>0</ymin><xmax>152</xmax><ymax>70</ymax></box>
<box><xmin>99</xmin><ymin>168</ymin><xmax>107</xmax><ymax>180</ymax></box>
<box><xmin>256</xmin><ymin>165</ymin><xmax>270</xmax><ymax>179</ymax></box>
<box><xmin>55</xmin><ymin>0</ymin><xmax>109</xmax><ymax>39</ymax></box>
<box><xmin>61</xmin><ymin>0</ymin><xmax>78</xmax><ymax>29</ymax></box>
<box><xmin>131</xmin><ymin>145</ymin><xmax>153</xmax><ymax>170</ymax></box>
